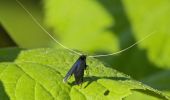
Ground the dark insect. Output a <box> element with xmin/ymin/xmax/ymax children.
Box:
<box><xmin>63</xmin><ymin>55</ymin><xmax>87</xmax><ymax>85</ymax></box>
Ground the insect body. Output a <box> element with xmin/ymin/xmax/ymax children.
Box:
<box><xmin>63</xmin><ymin>55</ymin><xmax>87</xmax><ymax>85</ymax></box>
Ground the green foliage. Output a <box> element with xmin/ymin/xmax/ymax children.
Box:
<box><xmin>123</xmin><ymin>0</ymin><xmax>170</xmax><ymax>68</ymax></box>
<box><xmin>43</xmin><ymin>0</ymin><xmax>170</xmax><ymax>86</ymax></box>
<box><xmin>0</xmin><ymin>0</ymin><xmax>170</xmax><ymax>99</ymax></box>
<box><xmin>44</xmin><ymin>0</ymin><xmax>119</xmax><ymax>52</ymax></box>
<box><xmin>0</xmin><ymin>0</ymin><xmax>52</xmax><ymax>48</ymax></box>
<box><xmin>44</xmin><ymin>0</ymin><xmax>170</xmax><ymax>68</ymax></box>
<box><xmin>0</xmin><ymin>48</ymin><xmax>169</xmax><ymax>100</ymax></box>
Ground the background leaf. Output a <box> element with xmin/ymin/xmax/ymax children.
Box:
<box><xmin>0</xmin><ymin>0</ymin><xmax>52</xmax><ymax>48</ymax></box>
<box><xmin>44</xmin><ymin>0</ymin><xmax>119</xmax><ymax>52</ymax></box>
<box><xmin>123</xmin><ymin>0</ymin><xmax>170</xmax><ymax>68</ymax></box>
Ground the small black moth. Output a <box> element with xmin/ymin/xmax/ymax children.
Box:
<box><xmin>63</xmin><ymin>55</ymin><xmax>87</xmax><ymax>85</ymax></box>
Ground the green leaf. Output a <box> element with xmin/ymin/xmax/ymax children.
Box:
<box><xmin>44</xmin><ymin>0</ymin><xmax>119</xmax><ymax>52</ymax></box>
<box><xmin>0</xmin><ymin>48</ymin><xmax>169</xmax><ymax>100</ymax></box>
<box><xmin>123</xmin><ymin>0</ymin><xmax>170</xmax><ymax>68</ymax></box>
<box><xmin>0</xmin><ymin>0</ymin><xmax>52</xmax><ymax>48</ymax></box>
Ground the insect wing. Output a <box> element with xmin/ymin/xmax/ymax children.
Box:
<box><xmin>74</xmin><ymin>60</ymin><xmax>86</xmax><ymax>84</ymax></box>
<box><xmin>63</xmin><ymin>60</ymin><xmax>80</xmax><ymax>83</ymax></box>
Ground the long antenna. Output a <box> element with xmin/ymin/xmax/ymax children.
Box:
<box><xmin>16</xmin><ymin>0</ymin><xmax>155</xmax><ymax>58</ymax></box>
<box><xmin>88</xmin><ymin>31</ymin><xmax>155</xmax><ymax>57</ymax></box>
<box><xmin>16</xmin><ymin>0</ymin><xmax>82</xmax><ymax>56</ymax></box>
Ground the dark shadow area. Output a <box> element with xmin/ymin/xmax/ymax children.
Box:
<box><xmin>0</xmin><ymin>24</ymin><xmax>21</xmax><ymax>62</ymax></box>
<box><xmin>83</xmin><ymin>76</ymin><xmax>129</xmax><ymax>88</ymax></box>
<box><xmin>141</xmin><ymin>70</ymin><xmax>170</xmax><ymax>91</ymax></box>
<box><xmin>94</xmin><ymin>0</ymin><xmax>164</xmax><ymax>80</ymax></box>
<box><xmin>131</xmin><ymin>89</ymin><xmax>169</xmax><ymax>100</ymax></box>
<box><xmin>0</xmin><ymin>81</ymin><xmax>10</xmax><ymax>100</ymax></box>
<box><xmin>0</xmin><ymin>47</ymin><xmax>21</xmax><ymax>62</ymax></box>
<box><xmin>68</xmin><ymin>76</ymin><xmax>130</xmax><ymax>88</ymax></box>
<box><xmin>0</xmin><ymin>24</ymin><xmax>17</xmax><ymax>47</ymax></box>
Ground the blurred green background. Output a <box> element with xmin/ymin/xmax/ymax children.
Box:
<box><xmin>0</xmin><ymin>0</ymin><xmax>170</xmax><ymax>97</ymax></box>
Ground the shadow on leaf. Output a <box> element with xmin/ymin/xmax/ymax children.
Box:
<box><xmin>0</xmin><ymin>81</ymin><xmax>10</xmax><ymax>100</ymax></box>
<box><xmin>83</xmin><ymin>76</ymin><xmax>130</xmax><ymax>88</ymax></box>
<box><xmin>68</xmin><ymin>76</ymin><xmax>130</xmax><ymax>88</ymax></box>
